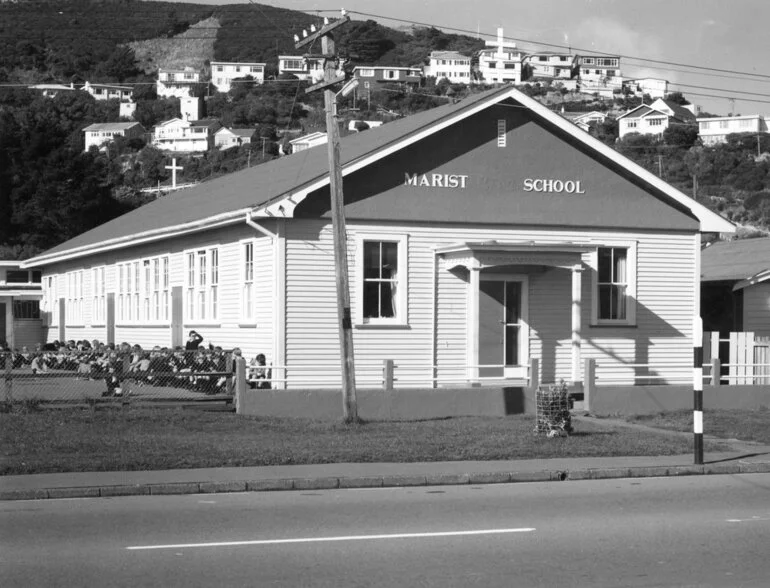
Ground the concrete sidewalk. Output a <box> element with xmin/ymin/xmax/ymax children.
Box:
<box><xmin>4</xmin><ymin>417</ymin><xmax>770</xmax><ymax>501</ymax></box>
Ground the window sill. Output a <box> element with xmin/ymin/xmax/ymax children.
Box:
<box><xmin>238</xmin><ymin>323</ymin><xmax>257</xmax><ymax>328</ymax></box>
<box><xmin>116</xmin><ymin>323</ymin><xmax>171</xmax><ymax>328</ymax></box>
<box><xmin>184</xmin><ymin>322</ymin><xmax>222</xmax><ymax>328</ymax></box>
<box><xmin>589</xmin><ymin>323</ymin><xmax>637</xmax><ymax>329</ymax></box>
<box><xmin>354</xmin><ymin>323</ymin><xmax>411</xmax><ymax>330</ymax></box>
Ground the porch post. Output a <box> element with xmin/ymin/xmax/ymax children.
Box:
<box><xmin>467</xmin><ymin>266</ymin><xmax>481</xmax><ymax>382</ymax></box>
<box><xmin>571</xmin><ymin>264</ymin><xmax>584</xmax><ymax>384</ymax></box>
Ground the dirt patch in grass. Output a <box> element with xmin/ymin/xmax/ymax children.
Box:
<box><xmin>628</xmin><ymin>408</ymin><xmax>770</xmax><ymax>444</ymax></box>
<box><xmin>0</xmin><ymin>407</ymin><xmax>729</xmax><ymax>475</ymax></box>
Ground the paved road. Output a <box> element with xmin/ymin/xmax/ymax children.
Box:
<box><xmin>3</xmin><ymin>474</ymin><xmax>770</xmax><ymax>587</ymax></box>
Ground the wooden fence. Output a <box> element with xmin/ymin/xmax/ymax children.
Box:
<box><xmin>703</xmin><ymin>331</ymin><xmax>770</xmax><ymax>385</ymax></box>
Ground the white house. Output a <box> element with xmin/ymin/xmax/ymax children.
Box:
<box><xmin>157</xmin><ymin>67</ymin><xmax>202</xmax><ymax>99</ymax></box>
<box><xmin>623</xmin><ymin>78</ymin><xmax>669</xmax><ymax>99</ymax></box>
<box><xmin>0</xmin><ymin>262</ymin><xmax>43</xmax><ymax>350</ymax></box>
<box><xmin>424</xmin><ymin>51</ymin><xmax>472</xmax><ymax>84</ymax></box>
<box><xmin>524</xmin><ymin>52</ymin><xmax>578</xmax><ymax>81</ymax></box>
<box><xmin>23</xmin><ymin>86</ymin><xmax>733</xmax><ymax>394</ymax></box>
<box><xmin>617</xmin><ymin>99</ymin><xmax>696</xmax><ymax>139</ymax></box>
<box><xmin>83</xmin><ymin>122</ymin><xmax>146</xmax><ymax>152</ymax></box>
<box><xmin>287</xmin><ymin>131</ymin><xmax>328</xmax><ymax>153</ymax></box>
<box><xmin>278</xmin><ymin>55</ymin><xmax>324</xmax><ymax>82</ymax></box>
<box><xmin>567</xmin><ymin>111</ymin><xmax>608</xmax><ymax>132</ymax></box>
<box><xmin>82</xmin><ymin>81</ymin><xmax>133</xmax><ymax>102</ymax></box>
<box><xmin>210</xmin><ymin>61</ymin><xmax>266</xmax><ymax>92</ymax></box>
<box><xmin>28</xmin><ymin>83</ymin><xmax>77</xmax><ymax>98</ymax></box>
<box><xmin>477</xmin><ymin>28</ymin><xmax>524</xmax><ymax>85</ymax></box>
<box><xmin>698</xmin><ymin>115</ymin><xmax>769</xmax><ymax>146</ymax></box>
<box><xmin>352</xmin><ymin>66</ymin><xmax>422</xmax><ymax>87</ymax></box>
<box><xmin>152</xmin><ymin>118</ymin><xmax>221</xmax><ymax>152</ymax></box>
<box><xmin>578</xmin><ymin>54</ymin><xmax>622</xmax><ymax>97</ymax></box>
<box><xmin>215</xmin><ymin>127</ymin><xmax>257</xmax><ymax>150</ymax></box>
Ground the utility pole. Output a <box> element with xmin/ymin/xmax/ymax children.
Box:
<box><xmin>296</xmin><ymin>12</ymin><xmax>359</xmax><ymax>422</ymax></box>
<box><xmin>658</xmin><ymin>154</ymin><xmax>663</xmax><ymax>178</ymax></box>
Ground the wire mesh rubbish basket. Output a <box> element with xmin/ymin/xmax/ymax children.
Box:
<box><xmin>535</xmin><ymin>380</ymin><xmax>573</xmax><ymax>437</ymax></box>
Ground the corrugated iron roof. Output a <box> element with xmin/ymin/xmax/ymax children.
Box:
<box><xmin>702</xmin><ymin>238</ymin><xmax>770</xmax><ymax>282</ymax></box>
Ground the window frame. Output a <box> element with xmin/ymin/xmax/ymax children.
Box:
<box><xmin>184</xmin><ymin>246</ymin><xmax>220</xmax><ymax>325</ymax></box>
<box><xmin>91</xmin><ymin>265</ymin><xmax>106</xmax><ymax>326</ymax></box>
<box><xmin>240</xmin><ymin>239</ymin><xmax>257</xmax><ymax>323</ymax></box>
<box><xmin>590</xmin><ymin>242</ymin><xmax>637</xmax><ymax>327</ymax></box>
<box><xmin>65</xmin><ymin>270</ymin><xmax>84</xmax><ymax>326</ymax></box>
<box><xmin>116</xmin><ymin>255</ymin><xmax>170</xmax><ymax>325</ymax></box>
<box><xmin>354</xmin><ymin>233</ymin><xmax>409</xmax><ymax>328</ymax></box>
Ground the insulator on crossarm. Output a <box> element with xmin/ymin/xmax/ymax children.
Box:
<box><xmin>303</xmin><ymin>29</ymin><xmax>308</xmax><ymax>38</ymax></box>
<box><xmin>341</xmin><ymin>8</ymin><xmax>347</xmax><ymax>16</ymax></box>
<box><xmin>310</xmin><ymin>24</ymin><xmax>317</xmax><ymax>32</ymax></box>
<box><xmin>324</xmin><ymin>17</ymin><xmax>329</xmax><ymax>25</ymax></box>
<box><xmin>293</xmin><ymin>34</ymin><xmax>299</xmax><ymax>42</ymax></box>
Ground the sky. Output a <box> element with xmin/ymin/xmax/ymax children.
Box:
<box><xmin>160</xmin><ymin>0</ymin><xmax>770</xmax><ymax>117</ymax></box>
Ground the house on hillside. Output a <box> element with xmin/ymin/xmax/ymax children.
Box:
<box><xmin>157</xmin><ymin>67</ymin><xmax>202</xmax><ymax>99</ymax></box>
<box><xmin>0</xmin><ymin>262</ymin><xmax>43</xmax><ymax>350</ymax></box>
<box><xmin>22</xmin><ymin>86</ymin><xmax>733</xmax><ymax>393</ymax></box>
<box><xmin>82</xmin><ymin>81</ymin><xmax>133</xmax><ymax>102</ymax></box>
<box><xmin>424</xmin><ymin>51</ymin><xmax>472</xmax><ymax>84</ymax></box>
<box><xmin>152</xmin><ymin>118</ymin><xmax>221</xmax><ymax>152</ymax></box>
<box><xmin>352</xmin><ymin>66</ymin><xmax>422</xmax><ymax>88</ymax></box>
<box><xmin>83</xmin><ymin>122</ymin><xmax>146</xmax><ymax>152</ymax></box>
<box><xmin>210</xmin><ymin>61</ymin><xmax>266</xmax><ymax>93</ymax></box>
<box><xmin>524</xmin><ymin>52</ymin><xmax>578</xmax><ymax>82</ymax></box>
<box><xmin>698</xmin><ymin>115</ymin><xmax>769</xmax><ymax>146</ymax></box>
<box><xmin>578</xmin><ymin>54</ymin><xmax>622</xmax><ymax>97</ymax></box>
<box><xmin>278</xmin><ymin>55</ymin><xmax>324</xmax><ymax>82</ymax></box>
<box><xmin>700</xmin><ymin>238</ymin><xmax>770</xmax><ymax>335</ymax></box>
<box><xmin>623</xmin><ymin>78</ymin><xmax>668</xmax><ymax>99</ymax></box>
<box><xmin>215</xmin><ymin>127</ymin><xmax>257</xmax><ymax>150</ymax></box>
<box><xmin>287</xmin><ymin>131</ymin><xmax>327</xmax><ymax>153</ymax></box>
<box><xmin>617</xmin><ymin>99</ymin><xmax>696</xmax><ymax>139</ymax></box>
<box><xmin>477</xmin><ymin>27</ymin><xmax>525</xmax><ymax>85</ymax></box>
<box><xmin>28</xmin><ymin>83</ymin><xmax>77</xmax><ymax>98</ymax></box>
<box><xmin>564</xmin><ymin>111</ymin><xmax>607</xmax><ymax>132</ymax></box>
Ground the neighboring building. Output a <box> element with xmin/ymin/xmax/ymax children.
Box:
<box><xmin>701</xmin><ymin>238</ymin><xmax>770</xmax><ymax>335</ymax></box>
<box><xmin>210</xmin><ymin>61</ymin><xmax>266</xmax><ymax>92</ymax></box>
<box><xmin>288</xmin><ymin>131</ymin><xmax>328</xmax><ymax>153</ymax></box>
<box><xmin>347</xmin><ymin>120</ymin><xmax>384</xmax><ymax>132</ymax></box>
<box><xmin>477</xmin><ymin>27</ymin><xmax>524</xmax><ymax>85</ymax></box>
<box><xmin>0</xmin><ymin>262</ymin><xmax>43</xmax><ymax>350</ymax></box>
<box><xmin>22</xmin><ymin>86</ymin><xmax>733</xmax><ymax>392</ymax></box>
<box><xmin>566</xmin><ymin>111</ymin><xmax>608</xmax><ymax>132</ymax></box>
<box><xmin>424</xmin><ymin>51</ymin><xmax>472</xmax><ymax>84</ymax></box>
<box><xmin>215</xmin><ymin>127</ymin><xmax>257</xmax><ymax>150</ymax></box>
<box><xmin>120</xmin><ymin>101</ymin><xmax>137</xmax><ymax>120</ymax></box>
<box><xmin>698</xmin><ymin>115</ymin><xmax>769</xmax><ymax>146</ymax></box>
<box><xmin>28</xmin><ymin>83</ymin><xmax>77</xmax><ymax>98</ymax></box>
<box><xmin>152</xmin><ymin>118</ymin><xmax>221</xmax><ymax>152</ymax></box>
<box><xmin>617</xmin><ymin>99</ymin><xmax>696</xmax><ymax>139</ymax></box>
<box><xmin>278</xmin><ymin>55</ymin><xmax>325</xmax><ymax>82</ymax></box>
<box><xmin>623</xmin><ymin>78</ymin><xmax>669</xmax><ymax>99</ymax></box>
<box><xmin>157</xmin><ymin>67</ymin><xmax>202</xmax><ymax>99</ymax></box>
<box><xmin>524</xmin><ymin>52</ymin><xmax>578</xmax><ymax>81</ymax></box>
<box><xmin>180</xmin><ymin>97</ymin><xmax>204</xmax><ymax>122</ymax></box>
<box><xmin>83</xmin><ymin>122</ymin><xmax>146</xmax><ymax>152</ymax></box>
<box><xmin>352</xmin><ymin>66</ymin><xmax>422</xmax><ymax>87</ymax></box>
<box><xmin>578</xmin><ymin>54</ymin><xmax>622</xmax><ymax>97</ymax></box>
<box><xmin>82</xmin><ymin>81</ymin><xmax>133</xmax><ymax>102</ymax></box>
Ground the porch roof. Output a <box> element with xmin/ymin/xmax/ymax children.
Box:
<box><xmin>436</xmin><ymin>241</ymin><xmax>594</xmax><ymax>271</ymax></box>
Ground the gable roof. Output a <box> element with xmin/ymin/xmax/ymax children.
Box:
<box><xmin>653</xmin><ymin>99</ymin><xmax>696</xmax><ymax>122</ymax></box>
<box><xmin>23</xmin><ymin>86</ymin><xmax>734</xmax><ymax>268</ymax></box>
<box><xmin>83</xmin><ymin>122</ymin><xmax>143</xmax><ymax>132</ymax></box>
<box><xmin>216</xmin><ymin>127</ymin><xmax>256</xmax><ymax>138</ymax></box>
<box><xmin>701</xmin><ymin>238</ymin><xmax>770</xmax><ymax>286</ymax></box>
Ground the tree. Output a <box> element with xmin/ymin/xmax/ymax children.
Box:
<box><xmin>665</xmin><ymin>91</ymin><xmax>690</xmax><ymax>106</ymax></box>
<box><xmin>663</xmin><ymin>124</ymin><xmax>699</xmax><ymax>148</ymax></box>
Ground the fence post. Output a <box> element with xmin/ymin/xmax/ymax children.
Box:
<box><xmin>4</xmin><ymin>353</ymin><xmax>11</xmax><ymax>404</ymax></box>
<box><xmin>584</xmin><ymin>358</ymin><xmax>595</xmax><ymax>413</ymax></box>
<box><xmin>711</xmin><ymin>358</ymin><xmax>721</xmax><ymax>386</ymax></box>
<box><xmin>383</xmin><ymin>359</ymin><xmax>394</xmax><ymax>391</ymax></box>
<box><xmin>528</xmin><ymin>358</ymin><xmax>539</xmax><ymax>391</ymax></box>
<box><xmin>234</xmin><ymin>356</ymin><xmax>246</xmax><ymax>414</ymax></box>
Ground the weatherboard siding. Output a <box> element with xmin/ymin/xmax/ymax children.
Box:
<box><xmin>743</xmin><ymin>284</ymin><xmax>770</xmax><ymax>336</ymax></box>
<box><xmin>284</xmin><ymin>219</ymin><xmax>696</xmax><ymax>388</ymax></box>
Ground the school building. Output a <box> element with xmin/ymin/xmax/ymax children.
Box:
<box><xmin>22</xmin><ymin>86</ymin><xmax>734</xmax><ymax>389</ymax></box>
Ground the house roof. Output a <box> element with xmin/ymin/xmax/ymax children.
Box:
<box><xmin>289</xmin><ymin>131</ymin><xmax>327</xmax><ymax>145</ymax></box>
<box><xmin>217</xmin><ymin>128</ymin><xmax>256</xmax><ymax>138</ymax></box>
<box><xmin>701</xmin><ymin>238</ymin><xmax>770</xmax><ymax>284</ymax></box>
<box><xmin>429</xmin><ymin>51</ymin><xmax>469</xmax><ymax>60</ymax></box>
<box><xmin>656</xmin><ymin>100</ymin><xmax>696</xmax><ymax>122</ymax></box>
<box><xmin>86</xmin><ymin>83</ymin><xmax>132</xmax><ymax>90</ymax></box>
<box><xmin>617</xmin><ymin>105</ymin><xmax>666</xmax><ymax>120</ymax></box>
<box><xmin>83</xmin><ymin>122</ymin><xmax>143</xmax><ymax>132</ymax></box>
<box><xmin>23</xmin><ymin>85</ymin><xmax>734</xmax><ymax>268</ymax></box>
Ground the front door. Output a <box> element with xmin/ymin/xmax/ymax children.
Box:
<box><xmin>478</xmin><ymin>277</ymin><xmax>528</xmax><ymax>379</ymax></box>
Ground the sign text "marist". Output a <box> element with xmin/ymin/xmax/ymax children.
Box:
<box><xmin>405</xmin><ymin>173</ymin><xmax>469</xmax><ymax>189</ymax></box>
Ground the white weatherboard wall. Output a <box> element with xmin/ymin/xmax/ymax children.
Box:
<box><xmin>285</xmin><ymin>219</ymin><xmax>697</xmax><ymax>388</ymax></box>
<box><xmin>41</xmin><ymin>223</ymin><xmax>277</xmax><ymax>363</ymax></box>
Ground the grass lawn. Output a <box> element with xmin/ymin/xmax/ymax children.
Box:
<box><xmin>0</xmin><ymin>407</ymin><xmax>730</xmax><ymax>475</ymax></box>
<box><xmin>628</xmin><ymin>408</ymin><xmax>770</xmax><ymax>445</ymax></box>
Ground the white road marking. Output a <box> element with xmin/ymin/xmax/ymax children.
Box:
<box><xmin>126</xmin><ymin>528</ymin><xmax>536</xmax><ymax>551</ymax></box>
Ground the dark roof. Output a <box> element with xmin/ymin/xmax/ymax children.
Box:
<box><xmin>701</xmin><ymin>238</ymin><xmax>770</xmax><ymax>282</ymax></box>
<box><xmin>660</xmin><ymin>100</ymin><xmax>696</xmax><ymax>122</ymax></box>
<box><xmin>35</xmin><ymin>88</ymin><xmax>506</xmax><ymax>259</ymax></box>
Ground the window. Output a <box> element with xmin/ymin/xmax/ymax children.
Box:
<box><xmin>719</xmin><ymin>120</ymin><xmax>729</xmax><ymax>129</ymax></box>
<box><xmin>284</xmin><ymin>59</ymin><xmax>303</xmax><ymax>70</ymax></box>
<box><xmin>66</xmin><ymin>270</ymin><xmax>84</xmax><ymax>325</ymax></box>
<box><xmin>386</xmin><ymin>70</ymin><xmax>398</xmax><ymax>79</ymax></box>
<box><xmin>648</xmin><ymin>118</ymin><xmax>664</xmax><ymax>126</ymax></box>
<box><xmin>242</xmin><ymin>241</ymin><xmax>255</xmax><ymax>321</ymax></box>
<box><xmin>356</xmin><ymin>235</ymin><xmax>408</xmax><ymax>326</ymax></box>
<box><xmin>250</xmin><ymin>66</ymin><xmax>262</xmax><ymax>73</ymax></box>
<box><xmin>358</xmin><ymin>68</ymin><xmax>375</xmax><ymax>77</ymax></box>
<box><xmin>216</xmin><ymin>65</ymin><xmax>223</xmax><ymax>72</ymax></box>
<box><xmin>592</xmin><ymin>245</ymin><xmax>636</xmax><ymax>325</ymax></box>
<box><xmin>13</xmin><ymin>300</ymin><xmax>40</xmax><ymax>320</ymax></box>
<box><xmin>627</xmin><ymin>120</ymin><xmax>637</xmax><ymax>128</ymax></box>
<box><xmin>6</xmin><ymin>270</ymin><xmax>30</xmax><ymax>283</ymax></box>
<box><xmin>91</xmin><ymin>266</ymin><xmax>105</xmax><ymax>325</ymax></box>
<box><xmin>43</xmin><ymin>275</ymin><xmax>58</xmax><ymax>326</ymax></box>
<box><xmin>117</xmin><ymin>256</ymin><xmax>168</xmax><ymax>323</ymax></box>
<box><xmin>186</xmin><ymin>248</ymin><xmax>219</xmax><ymax>322</ymax></box>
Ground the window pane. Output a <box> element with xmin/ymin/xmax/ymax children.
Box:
<box><xmin>505</xmin><ymin>282</ymin><xmax>521</xmax><ymax>324</ymax></box>
<box><xmin>381</xmin><ymin>242</ymin><xmax>398</xmax><ymax>279</ymax></box>
<box><xmin>598</xmin><ymin>248</ymin><xmax>612</xmax><ymax>282</ymax></box>
<box><xmin>363</xmin><ymin>242</ymin><xmax>380</xmax><ymax>279</ymax></box>
<box><xmin>363</xmin><ymin>282</ymin><xmax>380</xmax><ymax>318</ymax></box>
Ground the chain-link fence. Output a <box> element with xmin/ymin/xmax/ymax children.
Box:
<box><xmin>1</xmin><ymin>348</ymin><xmax>235</xmax><ymax>406</ymax></box>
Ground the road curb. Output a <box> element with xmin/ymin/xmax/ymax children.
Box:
<box><xmin>3</xmin><ymin>462</ymin><xmax>770</xmax><ymax>501</ymax></box>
